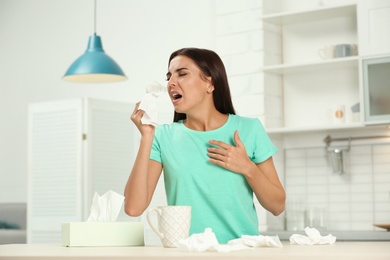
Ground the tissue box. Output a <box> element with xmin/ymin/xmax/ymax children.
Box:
<box><xmin>62</xmin><ymin>222</ymin><xmax>144</xmax><ymax>247</ymax></box>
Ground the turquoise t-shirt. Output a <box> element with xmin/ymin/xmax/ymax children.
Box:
<box><xmin>150</xmin><ymin>114</ymin><xmax>277</xmax><ymax>243</ymax></box>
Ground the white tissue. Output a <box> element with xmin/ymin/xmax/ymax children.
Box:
<box><xmin>289</xmin><ymin>227</ymin><xmax>336</xmax><ymax>245</ymax></box>
<box><xmin>177</xmin><ymin>228</ymin><xmax>220</xmax><ymax>252</ymax></box>
<box><xmin>87</xmin><ymin>190</ymin><xmax>125</xmax><ymax>222</ymax></box>
<box><xmin>138</xmin><ymin>81</ymin><xmax>166</xmax><ymax>126</ymax></box>
<box><xmin>176</xmin><ymin>228</ymin><xmax>283</xmax><ymax>253</ymax></box>
<box><xmin>228</xmin><ymin>234</ymin><xmax>283</xmax><ymax>248</ymax></box>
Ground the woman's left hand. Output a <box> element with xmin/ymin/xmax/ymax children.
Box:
<box><xmin>209</xmin><ymin>130</ymin><xmax>286</xmax><ymax>216</ymax></box>
<box><xmin>207</xmin><ymin>130</ymin><xmax>254</xmax><ymax>175</ymax></box>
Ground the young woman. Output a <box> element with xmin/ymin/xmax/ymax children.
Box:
<box><xmin>124</xmin><ymin>47</ymin><xmax>285</xmax><ymax>244</ymax></box>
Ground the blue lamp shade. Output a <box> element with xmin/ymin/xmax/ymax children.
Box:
<box><xmin>63</xmin><ymin>34</ymin><xmax>127</xmax><ymax>83</ymax></box>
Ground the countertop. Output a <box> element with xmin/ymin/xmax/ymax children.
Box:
<box><xmin>262</xmin><ymin>230</ymin><xmax>390</xmax><ymax>241</ymax></box>
<box><xmin>0</xmin><ymin>242</ymin><xmax>390</xmax><ymax>260</ymax></box>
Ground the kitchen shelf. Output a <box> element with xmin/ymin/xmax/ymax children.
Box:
<box><xmin>261</xmin><ymin>1</ymin><xmax>360</xmax><ymax>133</ymax></box>
<box><xmin>266</xmin><ymin>123</ymin><xmax>390</xmax><ymax>135</ymax></box>
<box><xmin>262</xmin><ymin>56</ymin><xmax>359</xmax><ymax>74</ymax></box>
<box><xmin>266</xmin><ymin>123</ymin><xmax>365</xmax><ymax>134</ymax></box>
<box><xmin>261</xmin><ymin>3</ymin><xmax>357</xmax><ymax>25</ymax></box>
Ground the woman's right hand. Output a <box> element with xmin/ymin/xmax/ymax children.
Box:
<box><xmin>130</xmin><ymin>102</ymin><xmax>155</xmax><ymax>136</ymax></box>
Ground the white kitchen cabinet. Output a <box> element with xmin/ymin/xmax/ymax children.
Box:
<box><xmin>261</xmin><ymin>2</ymin><xmax>362</xmax><ymax>133</ymax></box>
<box><xmin>27</xmin><ymin>98</ymin><xmax>138</xmax><ymax>243</ymax></box>
<box><xmin>261</xmin><ymin>0</ymin><xmax>390</xmax><ymax>133</ymax></box>
<box><xmin>357</xmin><ymin>0</ymin><xmax>390</xmax><ymax>56</ymax></box>
<box><xmin>358</xmin><ymin>0</ymin><xmax>390</xmax><ymax>125</ymax></box>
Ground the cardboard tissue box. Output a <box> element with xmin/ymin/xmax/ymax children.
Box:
<box><xmin>61</xmin><ymin>221</ymin><xmax>144</xmax><ymax>247</ymax></box>
<box><xmin>62</xmin><ymin>190</ymin><xmax>144</xmax><ymax>247</ymax></box>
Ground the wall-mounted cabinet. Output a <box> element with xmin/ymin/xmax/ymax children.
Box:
<box><xmin>261</xmin><ymin>2</ymin><xmax>362</xmax><ymax>134</ymax></box>
<box><xmin>261</xmin><ymin>1</ymin><xmax>390</xmax><ymax>134</ymax></box>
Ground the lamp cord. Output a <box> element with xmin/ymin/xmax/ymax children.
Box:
<box><xmin>94</xmin><ymin>0</ymin><xmax>97</xmax><ymax>35</ymax></box>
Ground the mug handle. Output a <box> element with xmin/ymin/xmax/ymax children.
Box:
<box><xmin>318</xmin><ymin>49</ymin><xmax>326</xmax><ymax>59</ymax></box>
<box><xmin>147</xmin><ymin>208</ymin><xmax>164</xmax><ymax>239</ymax></box>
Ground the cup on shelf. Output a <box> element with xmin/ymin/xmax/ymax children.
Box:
<box><xmin>334</xmin><ymin>44</ymin><xmax>358</xmax><ymax>58</ymax></box>
<box><xmin>318</xmin><ymin>45</ymin><xmax>335</xmax><ymax>60</ymax></box>
<box><xmin>350</xmin><ymin>102</ymin><xmax>360</xmax><ymax>123</ymax></box>
<box><xmin>328</xmin><ymin>105</ymin><xmax>346</xmax><ymax>124</ymax></box>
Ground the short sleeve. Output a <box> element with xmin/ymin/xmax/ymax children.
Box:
<box><xmin>251</xmin><ymin>119</ymin><xmax>278</xmax><ymax>164</ymax></box>
<box><xmin>150</xmin><ymin>127</ymin><xmax>162</xmax><ymax>163</ymax></box>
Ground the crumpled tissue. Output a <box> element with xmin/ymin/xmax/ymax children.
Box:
<box><xmin>138</xmin><ymin>81</ymin><xmax>166</xmax><ymax>126</ymax></box>
<box><xmin>289</xmin><ymin>227</ymin><xmax>336</xmax><ymax>245</ymax></box>
<box><xmin>87</xmin><ymin>190</ymin><xmax>125</xmax><ymax>222</ymax></box>
<box><xmin>228</xmin><ymin>234</ymin><xmax>283</xmax><ymax>248</ymax></box>
<box><xmin>176</xmin><ymin>228</ymin><xmax>283</xmax><ymax>253</ymax></box>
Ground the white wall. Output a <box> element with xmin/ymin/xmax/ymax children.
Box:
<box><xmin>0</xmin><ymin>0</ymin><xmax>217</xmax><ymax>203</ymax></box>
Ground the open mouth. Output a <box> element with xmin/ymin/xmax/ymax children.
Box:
<box><xmin>172</xmin><ymin>93</ymin><xmax>182</xmax><ymax>101</ymax></box>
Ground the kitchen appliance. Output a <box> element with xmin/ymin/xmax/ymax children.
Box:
<box><xmin>362</xmin><ymin>56</ymin><xmax>390</xmax><ymax>124</ymax></box>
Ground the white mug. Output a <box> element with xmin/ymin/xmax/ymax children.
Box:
<box><xmin>318</xmin><ymin>45</ymin><xmax>334</xmax><ymax>60</ymax></box>
<box><xmin>147</xmin><ymin>206</ymin><xmax>191</xmax><ymax>248</ymax></box>
<box><xmin>328</xmin><ymin>105</ymin><xmax>345</xmax><ymax>124</ymax></box>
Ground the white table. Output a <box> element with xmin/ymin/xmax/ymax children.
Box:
<box><xmin>0</xmin><ymin>242</ymin><xmax>389</xmax><ymax>260</ymax></box>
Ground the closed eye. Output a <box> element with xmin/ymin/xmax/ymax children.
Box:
<box><xmin>166</xmin><ymin>67</ymin><xmax>189</xmax><ymax>81</ymax></box>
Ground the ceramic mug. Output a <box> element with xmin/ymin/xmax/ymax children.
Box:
<box><xmin>318</xmin><ymin>45</ymin><xmax>334</xmax><ymax>60</ymax></box>
<box><xmin>328</xmin><ymin>105</ymin><xmax>346</xmax><ymax>124</ymax></box>
<box><xmin>147</xmin><ymin>206</ymin><xmax>191</xmax><ymax>248</ymax></box>
<box><xmin>334</xmin><ymin>44</ymin><xmax>358</xmax><ymax>58</ymax></box>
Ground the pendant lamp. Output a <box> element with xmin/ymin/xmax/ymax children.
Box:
<box><xmin>63</xmin><ymin>0</ymin><xmax>127</xmax><ymax>83</ymax></box>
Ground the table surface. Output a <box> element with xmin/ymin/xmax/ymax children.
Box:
<box><xmin>0</xmin><ymin>242</ymin><xmax>390</xmax><ymax>260</ymax></box>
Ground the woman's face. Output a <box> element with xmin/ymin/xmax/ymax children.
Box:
<box><xmin>166</xmin><ymin>55</ymin><xmax>213</xmax><ymax>115</ymax></box>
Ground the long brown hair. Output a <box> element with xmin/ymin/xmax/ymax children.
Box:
<box><xmin>168</xmin><ymin>48</ymin><xmax>236</xmax><ymax>122</ymax></box>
